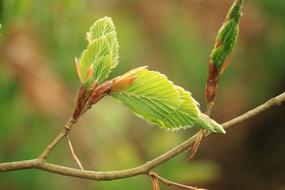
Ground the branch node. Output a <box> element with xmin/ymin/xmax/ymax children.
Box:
<box><xmin>64</xmin><ymin>117</ymin><xmax>76</xmax><ymax>130</ymax></box>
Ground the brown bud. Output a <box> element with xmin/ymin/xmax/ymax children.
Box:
<box><xmin>72</xmin><ymin>81</ymin><xmax>98</xmax><ymax>119</ymax></box>
<box><xmin>89</xmin><ymin>81</ymin><xmax>113</xmax><ymax>105</ymax></box>
<box><xmin>73</xmin><ymin>86</ymin><xmax>89</xmax><ymax>119</ymax></box>
<box><xmin>111</xmin><ymin>75</ymin><xmax>137</xmax><ymax>92</ymax></box>
<box><xmin>205</xmin><ymin>61</ymin><xmax>220</xmax><ymax>103</ymax></box>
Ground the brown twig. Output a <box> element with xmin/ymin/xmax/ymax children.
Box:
<box><xmin>0</xmin><ymin>91</ymin><xmax>285</xmax><ymax>181</ymax></box>
<box><xmin>187</xmin><ymin>129</ymin><xmax>205</xmax><ymax>161</ymax></box>
<box><xmin>151</xmin><ymin>172</ymin><xmax>160</xmax><ymax>190</ymax></box>
<box><xmin>67</xmin><ymin>136</ymin><xmax>84</xmax><ymax>170</ymax></box>
<box><xmin>148</xmin><ymin>171</ymin><xmax>206</xmax><ymax>190</ymax></box>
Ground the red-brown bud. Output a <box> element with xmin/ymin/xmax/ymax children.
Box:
<box><xmin>205</xmin><ymin>61</ymin><xmax>220</xmax><ymax>103</ymax></box>
<box><xmin>72</xmin><ymin>81</ymin><xmax>98</xmax><ymax>119</ymax></box>
<box><xmin>111</xmin><ymin>75</ymin><xmax>137</xmax><ymax>92</ymax></box>
<box><xmin>89</xmin><ymin>81</ymin><xmax>113</xmax><ymax>105</ymax></box>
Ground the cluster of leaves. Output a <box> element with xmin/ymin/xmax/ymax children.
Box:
<box><xmin>75</xmin><ymin>17</ymin><xmax>226</xmax><ymax>134</ymax></box>
<box><xmin>76</xmin><ymin>17</ymin><xmax>119</xmax><ymax>88</ymax></box>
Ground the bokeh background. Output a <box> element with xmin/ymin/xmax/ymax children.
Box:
<box><xmin>1</xmin><ymin>0</ymin><xmax>285</xmax><ymax>189</ymax></box>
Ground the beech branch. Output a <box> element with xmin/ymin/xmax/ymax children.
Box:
<box><xmin>0</xmin><ymin>91</ymin><xmax>285</xmax><ymax>182</ymax></box>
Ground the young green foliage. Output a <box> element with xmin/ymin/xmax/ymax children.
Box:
<box><xmin>74</xmin><ymin>16</ymin><xmax>226</xmax><ymax>134</ymax></box>
<box><xmin>110</xmin><ymin>68</ymin><xmax>225</xmax><ymax>133</ymax></box>
<box><xmin>76</xmin><ymin>17</ymin><xmax>119</xmax><ymax>88</ymax></box>
<box><xmin>210</xmin><ymin>0</ymin><xmax>243</xmax><ymax>69</ymax></box>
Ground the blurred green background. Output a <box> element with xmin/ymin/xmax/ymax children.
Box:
<box><xmin>0</xmin><ymin>0</ymin><xmax>285</xmax><ymax>189</ymax></box>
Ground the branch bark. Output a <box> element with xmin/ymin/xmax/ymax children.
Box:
<box><xmin>0</xmin><ymin>91</ymin><xmax>285</xmax><ymax>181</ymax></box>
<box><xmin>222</xmin><ymin>92</ymin><xmax>285</xmax><ymax>129</ymax></box>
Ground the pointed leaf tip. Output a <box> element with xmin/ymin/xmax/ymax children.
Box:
<box><xmin>199</xmin><ymin>113</ymin><xmax>226</xmax><ymax>134</ymax></box>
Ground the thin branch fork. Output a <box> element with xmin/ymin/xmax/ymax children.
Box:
<box><xmin>0</xmin><ymin>91</ymin><xmax>285</xmax><ymax>181</ymax></box>
<box><xmin>148</xmin><ymin>171</ymin><xmax>206</xmax><ymax>190</ymax></box>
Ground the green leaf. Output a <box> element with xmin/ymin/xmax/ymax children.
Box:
<box><xmin>87</xmin><ymin>17</ymin><xmax>115</xmax><ymax>41</ymax></box>
<box><xmin>111</xmin><ymin>68</ymin><xmax>225</xmax><ymax>133</ymax></box>
<box><xmin>87</xmin><ymin>17</ymin><xmax>119</xmax><ymax>67</ymax></box>
<box><xmin>76</xmin><ymin>17</ymin><xmax>119</xmax><ymax>87</ymax></box>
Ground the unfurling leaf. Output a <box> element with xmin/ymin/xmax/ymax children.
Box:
<box><xmin>76</xmin><ymin>17</ymin><xmax>119</xmax><ymax>88</ymax></box>
<box><xmin>110</xmin><ymin>68</ymin><xmax>225</xmax><ymax>134</ymax></box>
<box><xmin>87</xmin><ymin>17</ymin><xmax>119</xmax><ymax>67</ymax></box>
<box><xmin>206</xmin><ymin>0</ymin><xmax>243</xmax><ymax>102</ymax></box>
<box><xmin>210</xmin><ymin>0</ymin><xmax>243</xmax><ymax>69</ymax></box>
